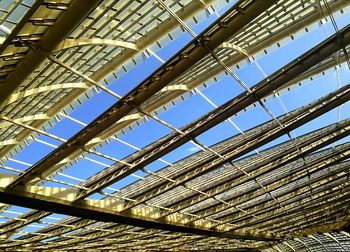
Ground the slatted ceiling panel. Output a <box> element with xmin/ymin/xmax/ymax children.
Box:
<box><xmin>333</xmin><ymin>232</ymin><xmax>350</xmax><ymax>248</ymax></box>
<box><xmin>148</xmin><ymin>1</ymin><xmax>219</xmax><ymax>51</ymax></box>
<box><xmin>147</xmin><ymin>186</ymin><xmax>192</xmax><ymax>206</ymax></box>
<box><xmin>251</xmin><ymin>2</ymin><xmax>305</xmax><ymax>40</ymax></box>
<box><xmin>210</xmin><ymin>207</ymin><xmax>240</xmax><ymax>221</ymax></box>
<box><xmin>114</xmin><ymin>116</ymin><xmax>289</xmax><ymax>201</ymax></box>
<box><xmin>0</xmin><ymin>3</ymin><xmax>68</xmax><ymax>79</ymax></box>
<box><xmin>172</xmin><ymin>148</ymin><xmax>336</xmax><ymax>220</ymax></box>
<box><xmin>138</xmin><ymin>8</ymin><xmax>165</xmax><ymax>36</ymax></box>
<box><xmin>172</xmin><ymin>54</ymin><xmax>221</xmax><ymax>85</ymax></box>
<box><xmin>256</xmin><ymin>6</ymin><xmax>349</xmax><ymax>60</ymax></box>
<box><xmin>27</xmin><ymin>5</ymin><xmax>60</xmax><ymax>25</ymax></box>
<box><xmin>136</xmin><ymin>0</ymin><xmax>340</xmax><ymax>121</ymax></box>
<box><xmin>1</xmin><ymin>0</ymin><xmax>350</xmax><ymax>250</ymax></box>
<box><xmin>116</xmin><ymin>137</ymin><xmax>266</xmax><ymax>204</ymax></box>
<box><xmin>236</xmin><ymin>2</ymin><xmax>318</xmax><ymax>46</ymax></box>
<box><xmin>0</xmin><ymin>1</ymin><xmax>31</xmax><ymax>30</ymax></box>
<box><xmin>290</xmin><ymin>240</ymin><xmax>307</xmax><ymax>250</ymax></box>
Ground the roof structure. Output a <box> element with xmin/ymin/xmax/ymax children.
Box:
<box><xmin>0</xmin><ymin>0</ymin><xmax>350</xmax><ymax>251</ymax></box>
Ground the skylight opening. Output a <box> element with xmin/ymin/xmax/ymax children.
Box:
<box><xmin>1</xmin><ymin>0</ymin><xmax>350</xmax><ymax>250</ymax></box>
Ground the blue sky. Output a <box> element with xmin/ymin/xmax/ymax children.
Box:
<box><xmin>2</xmin><ymin>0</ymin><xmax>350</xmax><ymax>237</ymax></box>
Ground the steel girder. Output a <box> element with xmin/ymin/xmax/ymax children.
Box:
<box><xmin>125</xmin><ymin>115</ymin><xmax>350</xmax><ymax>213</ymax></box>
<box><xmin>0</xmin><ymin>0</ymin><xmax>219</xmax><ymax>163</ymax></box>
<box><xmin>140</xmin><ymin>0</ymin><xmax>349</xmax><ymax>116</ymax></box>
<box><xmin>0</xmin><ymin>0</ymin><xmax>45</xmax><ymax>57</ymax></box>
<box><xmin>54</xmin><ymin>38</ymin><xmax>139</xmax><ymax>52</ymax></box>
<box><xmin>2</xmin><ymin>83</ymin><xmax>89</xmax><ymax>107</ymax></box>
<box><xmin>1</xmin><ymin>222</ymin><xmax>130</xmax><ymax>250</ymax></box>
<box><xmin>5</xmin><ymin>0</ymin><xmax>279</xmax><ymax>188</ymax></box>
<box><xmin>25</xmin><ymin>22</ymin><xmax>350</xmax><ymax>200</ymax></box>
<box><xmin>0</xmin><ymin>1</ymin><xmax>350</xmax><ymax>248</ymax></box>
<box><xmin>1</xmin><ymin>78</ymin><xmax>349</xmax><ymax>245</ymax></box>
<box><xmin>34</xmin><ymin>230</ymin><xmax>188</xmax><ymax>251</ymax></box>
<box><xmin>13</xmin><ymin>231</ymin><xmax>195</xmax><ymax>251</ymax></box>
<box><xmin>2</xmin><ymin>161</ymin><xmax>348</xmax><ymax>246</ymax></box>
<box><xmin>157</xmin><ymin>148</ymin><xmax>350</xmax><ymax>234</ymax></box>
<box><xmin>234</xmin><ymin>180</ymin><xmax>350</xmax><ymax>231</ymax></box>
<box><xmin>280</xmin><ymin>52</ymin><xmax>349</xmax><ymax>94</ymax></box>
<box><xmin>0</xmin><ymin>184</ymin><xmax>279</xmax><ymax>242</ymax></box>
<box><xmin>3</xmin><ymin>0</ymin><xmax>342</xmax><ymax>189</ymax></box>
<box><xmin>40</xmin><ymin>236</ymin><xmax>260</xmax><ymax>252</ymax></box>
<box><xmin>0</xmin><ymin>210</ymin><xmax>50</xmax><ymax>236</ymax></box>
<box><xmin>79</xmin><ymin>80</ymin><xmax>350</xmax><ymax>204</ymax></box>
<box><xmin>0</xmin><ymin>0</ymin><xmax>221</xmax><ymax>161</ymax></box>
<box><xmin>12</xmin><ymin>173</ymin><xmax>348</xmax><ymax>249</ymax></box>
<box><xmin>0</xmin><ymin>0</ymin><xmax>103</xmax><ymax>103</ymax></box>
<box><xmin>0</xmin><ymin>210</ymin><xmax>51</xmax><ymax>237</ymax></box>
<box><xmin>242</xmin><ymin>172</ymin><xmax>350</xmax><ymax>221</ymax></box>
<box><xmin>256</xmin><ymin>195</ymin><xmax>350</xmax><ymax>236</ymax></box>
<box><xmin>97</xmin><ymin>0</ymin><xmax>349</xmax><ymax>144</ymax></box>
<box><xmin>0</xmin><ymin>0</ymin><xmax>280</xmax><ymax>240</ymax></box>
<box><xmin>1</xmin><ymin>92</ymin><xmax>349</xmax><ymax>248</ymax></box>
<box><xmin>188</xmin><ymin>141</ymin><xmax>350</xmax><ymax>217</ymax></box>
<box><xmin>216</xmin><ymin>161</ymin><xmax>350</xmax><ymax>228</ymax></box>
<box><xmin>2</xmin><ymin>1</ymin><xmax>350</xmax><ymax>250</ymax></box>
<box><xmin>273</xmin><ymin>203</ymin><xmax>349</xmax><ymax>234</ymax></box>
<box><xmin>183</xmin><ymin>146</ymin><xmax>350</xmax><ymax>225</ymax></box>
<box><xmin>1</xmin><ymin>118</ymin><xmax>349</xmax><ymax>247</ymax></box>
<box><xmin>267</xmin><ymin>233</ymin><xmax>350</xmax><ymax>252</ymax></box>
<box><xmin>294</xmin><ymin>221</ymin><xmax>350</xmax><ymax>236</ymax></box>
<box><xmin>76</xmin><ymin>128</ymin><xmax>350</xmax><ymax>247</ymax></box>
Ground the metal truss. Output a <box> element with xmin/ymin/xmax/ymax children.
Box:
<box><xmin>0</xmin><ymin>0</ymin><xmax>102</xmax><ymax>101</ymax></box>
<box><xmin>0</xmin><ymin>112</ymin><xmax>346</xmax><ymax>235</ymax></box>
<box><xmin>0</xmin><ymin>114</ymin><xmax>348</xmax><ymax>250</ymax></box>
<box><xmin>0</xmin><ymin>179</ymin><xmax>279</xmax><ymax>241</ymax></box>
<box><xmin>0</xmin><ymin>0</ymin><xmax>223</xmax><ymax>160</ymax></box>
<box><xmin>6</xmin><ymin>21</ymin><xmax>350</xmax><ymax>196</ymax></box>
<box><xmin>1</xmin><ymin>0</ymin><xmax>350</xmax><ymax>251</ymax></box>
<box><xmin>1</xmin><ymin>0</ymin><xmax>341</xmax><ymax>168</ymax></box>
<box><xmin>7</xmin><ymin>0</ymin><xmax>278</xmax><ymax>188</ymax></box>
<box><xmin>1</xmin><ymin>70</ymin><xmax>348</xmax><ymax>245</ymax></box>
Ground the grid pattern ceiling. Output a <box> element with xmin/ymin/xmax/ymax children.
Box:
<box><xmin>0</xmin><ymin>0</ymin><xmax>350</xmax><ymax>251</ymax></box>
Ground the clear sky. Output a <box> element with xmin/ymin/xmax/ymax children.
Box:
<box><xmin>2</xmin><ymin>0</ymin><xmax>350</xmax><ymax>237</ymax></box>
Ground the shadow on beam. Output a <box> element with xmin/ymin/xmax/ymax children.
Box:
<box><xmin>0</xmin><ymin>186</ymin><xmax>280</xmax><ymax>242</ymax></box>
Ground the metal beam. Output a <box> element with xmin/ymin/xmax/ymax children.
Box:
<box><xmin>0</xmin><ymin>0</ymin><xmax>103</xmax><ymax>104</ymax></box>
<box><xmin>217</xmin><ymin>160</ymin><xmax>350</xmax><ymax>227</ymax></box>
<box><xmin>2</xmin><ymin>0</ymin><xmax>334</xmax><ymax>172</ymax></box>
<box><xmin>0</xmin><ymin>210</ymin><xmax>50</xmax><ymax>236</ymax></box>
<box><xmin>0</xmin><ymin>122</ymin><xmax>344</xmax><ymax>247</ymax></box>
<box><xmin>236</xmin><ymin>181</ymin><xmax>350</xmax><ymax>231</ymax></box>
<box><xmin>188</xmin><ymin>145</ymin><xmax>350</xmax><ymax>224</ymax></box>
<box><xmin>1</xmin><ymin>220</ymin><xmax>122</xmax><ymax>249</ymax></box>
<box><xmin>267</xmin><ymin>202</ymin><xmax>349</xmax><ymax>233</ymax></box>
<box><xmin>0</xmin><ymin>0</ymin><xmax>218</xmax><ymax>161</ymax></box>
<box><xmin>272</xmin><ymin>200</ymin><xmax>350</xmax><ymax>235</ymax></box>
<box><xmin>0</xmin><ymin>172</ymin><xmax>278</xmax><ymax>240</ymax></box>
<box><xmin>2</xmin><ymin>121</ymin><xmax>348</xmax><ymax>247</ymax></box>
<box><xmin>76</xmin><ymin>79</ymin><xmax>350</xmax><ymax>200</ymax></box>
<box><xmin>0</xmin><ymin>0</ymin><xmax>45</xmax><ymax>57</ymax></box>
<box><xmin>130</xmin><ymin>0</ymin><xmax>350</xmax><ymax>130</ymax></box>
<box><xmin>7</xmin><ymin>0</ymin><xmax>278</xmax><ymax>188</ymax></box>
<box><xmin>126</xmin><ymin>114</ymin><xmax>350</xmax><ymax>214</ymax></box>
<box><xmin>0</xmin><ymin>186</ymin><xmax>279</xmax><ymax>242</ymax></box>
<box><xmin>0</xmin><ymin>1</ymin><xmax>348</xmax><ymax>247</ymax></box>
<box><xmin>0</xmin><ymin>139</ymin><xmax>18</xmax><ymax>147</ymax></box>
<box><xmin>2</xmin><ymin>85</ymin><xmax>349</xmax><ymax>245</ymax></box>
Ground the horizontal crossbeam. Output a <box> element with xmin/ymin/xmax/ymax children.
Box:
<box><xmin>0</xmin><ymin>185</ymin><xmax>279</xmax><ymax>242</ymax></box>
